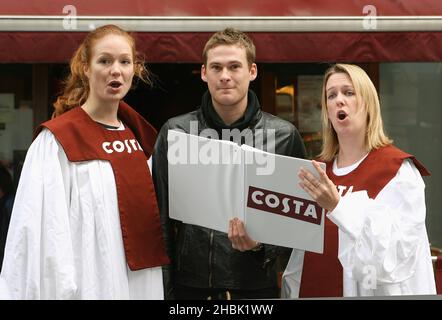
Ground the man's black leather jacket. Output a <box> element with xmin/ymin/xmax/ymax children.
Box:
<box><xmin>152</xmin><ymin>91</ymin><xmax>307</xmax><ymax>298</ymax></box>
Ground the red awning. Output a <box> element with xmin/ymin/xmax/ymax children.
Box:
<box><xmin>1</xmin><ymin>0</ymin><xmax>442</xmax><ymax>16</ymax></box>
<box><xmin>1</xmin><ymin>0</ymin><xmax>442</xmax><ymax>63</ymax></box>
<box><xmin>1</xmin><ymin>31</ymin><xmax>441</xmax><ymax>63</ymax></box>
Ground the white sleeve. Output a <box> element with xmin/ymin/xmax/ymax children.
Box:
<box><xmin>327</xmin><ymin>159</ymin><xmax>428</xmax><ymax>285</ymax></box>
<box><xmin>281</xmin><ymin>249</ymin><xmax>304</xmax><ymax>298</ymax></box>
<box><xmin>0</xmin><ymin>129</ymin><xmax>77</xmax><ymax>299</ymax></box>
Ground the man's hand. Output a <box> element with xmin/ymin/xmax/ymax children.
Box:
<box><xmin>228</xmin><ymin>218</ymin><xmax>261</xmax><ymax>252</ymax></box>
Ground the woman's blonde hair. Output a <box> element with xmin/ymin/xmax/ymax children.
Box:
<box><xmin>52</xmin><ymin>24</ymin><xmax>150</xmax><ymax>117</ymax></box>
<box><xmin>319</xmin><ymin>64</ymin><xmax>392</xmax><ymax>161</ymax></box>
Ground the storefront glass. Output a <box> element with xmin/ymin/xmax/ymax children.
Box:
<box><xmin>380</xmin><ymin>62</ymin><xmax>442</xmax><ymax>248</ymax></box>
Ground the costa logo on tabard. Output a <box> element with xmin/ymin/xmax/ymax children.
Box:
<box><xmin>102</xmin><ymin>139</ymin><xmax>144</xmax><ymax>154</ymax></box>
<box><xmin>247</xmin><ymin>186</ymin><xmax>323</xmax><ymax>225</ymax></box>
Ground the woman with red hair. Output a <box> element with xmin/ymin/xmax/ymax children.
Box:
<box><xmin>0</xmin><ymin>25</ymin><xmax>169</xmax><ymax>299</ymax></box>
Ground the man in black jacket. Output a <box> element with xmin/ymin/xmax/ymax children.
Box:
<box><xmin>153</xmin><ymin>28</ymin><xmax>306</xmax><ymax>299</ymax></box>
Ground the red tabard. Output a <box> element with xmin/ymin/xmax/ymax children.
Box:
<box><xmin>436</xmin><ymin>256</ymin><xmax>442</xmax><ymax>294</ymax></box>
<box><xmin>35</xmin><ymin>102</ymin><xmax>170</xmax><ymax>270</ymax></box>
<box><xmin>299</xmin><ymin>145</ymin><xmax>429</xmax><ymax>297</ymax></box>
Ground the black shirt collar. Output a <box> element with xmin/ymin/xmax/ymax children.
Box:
<box><xmin>200</xmin><ymin>90</ymin><xmax>261</xmax><ymax>133</ymax></box>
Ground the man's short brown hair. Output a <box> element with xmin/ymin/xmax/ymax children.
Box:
<box><xmin>202</xmin><ymin>28</ymin><xmax>256</xmax><ymax>67</ymax></box>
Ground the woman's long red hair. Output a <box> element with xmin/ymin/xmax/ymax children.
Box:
<box><xmin>52</xmin><ymin>24</ymin><xmax>150</xmax><ymax>118</ymax></box>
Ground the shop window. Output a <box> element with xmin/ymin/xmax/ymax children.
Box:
<box><xmin>275</xmin><ymin>85</ymin><xmax>295</xmax><ymax>123</ymax></box>
<box><xmin>380</xmin><ymin>62</ymin><xmax>442</xmax><ymax>248</ymax></box>
<box><xmin>0</xmin><ymin>65</ymin><xmax>33</xmax><ymax>187</ymax></box>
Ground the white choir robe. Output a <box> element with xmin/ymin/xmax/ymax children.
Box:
<box><xmin>0</xmin><ymin>129</ymin><xmax>163</xmax><ymax>299</ymax></box>
<box><xmin>281</xmin><ymin>159</ymin><xmax>436</xmax><ymax>297</ymax></box>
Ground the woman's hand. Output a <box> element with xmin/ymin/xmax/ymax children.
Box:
<box><xmin>298</xmin><ymin>160</ymin><xmax>340</xmax><ymax>212</ymax></box>
<box><xmin>228</xmin><ymin>218</ymin><xmax>261</xmax><ymax>252</ymax></box>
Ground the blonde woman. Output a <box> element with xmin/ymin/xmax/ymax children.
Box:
<box><xmin>282</xmin><ymin>64</ymin><xmax>436</xmax><ymax>297</ymax></box>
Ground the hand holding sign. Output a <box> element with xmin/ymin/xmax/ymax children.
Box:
<box><xmin>298</xmin><ymin>160</ymin><xmax>340</xmax><ymax>212</ymax></box>
<box><xmin>228</xmin><ymin>218</ymin><xmax>260</xmax><ymax>252</ymax></box>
